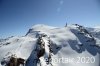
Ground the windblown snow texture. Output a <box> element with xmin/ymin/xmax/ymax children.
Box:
<box><xmin>0</xmin><ymin>24</ymin><xmax>100</xmax><ymax>66</ymax></box>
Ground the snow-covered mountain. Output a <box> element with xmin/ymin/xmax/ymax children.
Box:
<box><xmin>0</xmin><ymin>24</ymin><xmax>100</xmax><ymax>66</ymax></box>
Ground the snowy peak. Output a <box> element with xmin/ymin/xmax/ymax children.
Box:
<box><xmin>31</xmin><ymin>24</ymin><xmax>56</xmax><ymax>29</ymax></box>
<box><xmin>25</xmin><ymin>24</ymin><xmax>100</xmax><ymax>47</ymax></box>
<box><xmin>0</xmin><ymin>24</ymin><xmax>100</xmax><ymax>66</ymax></box>
<box><xmin>25</xmin><ymin>24</ymin><xmax>57</xmax><ymax>37</ymax></box>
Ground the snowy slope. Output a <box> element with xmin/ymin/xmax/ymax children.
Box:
<box><xmin>0</xmin><ymin>24</ymin><xmax>100</xmax><ymax>66</ymax></box>
<box><xmin>87</xmin><ymin>27</ymin><xmax>100</xmax><ymax>47</ymax></box>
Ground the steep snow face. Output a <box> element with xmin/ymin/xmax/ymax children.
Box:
<box><xmin>87</xmin><ymin>27</ymin><xmax>100</xmax><ymax>46</ymax></box>
<box><xmin>0</xmin><ymin>24</ymin><xmax>100</xmax><ymax>66</ymax></box>
<box><xmin>0</xmin><ymin>36</ymin><xmax>37</xmax><ymax>66</ymax></box>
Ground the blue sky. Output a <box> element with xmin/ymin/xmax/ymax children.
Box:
<box><xmin>0</xmin><ymin>0</ymin><xmax>100</xmax><ymax>38</ymax></box>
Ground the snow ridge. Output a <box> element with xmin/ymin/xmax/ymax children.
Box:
<box><xmin>0</xmin><ymin>24</ymin><xmax>100</xmax><ymax>66</ymax></box>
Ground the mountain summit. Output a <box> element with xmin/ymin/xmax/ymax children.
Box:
<box><xmin>0</xmin><ymin>24</ymin><xmax>100</xmax><ymax>66</ymax></box>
